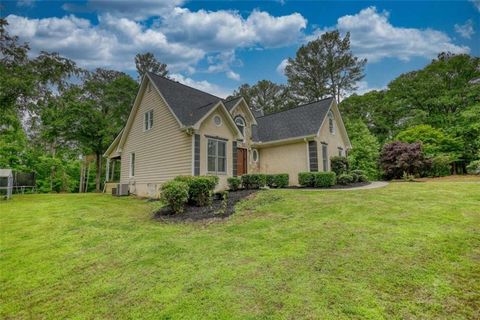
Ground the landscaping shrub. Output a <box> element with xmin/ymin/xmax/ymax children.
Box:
<box><xmin>266</xmin><ymin>175</ymin><xmax>275</xmax><ymax>187</ymax></box>
<box><xmin>350</xmin><ymin>169</ymin><xmax>366</xmax><ymax>183</ymax></box>
<box><xmin>241</xmin><ymin>174</ymin><xmax>267</xmax><ymax>189</ymax></box>
<box><xmin>174</xmin><ymin>175</ymin><xmax>218</xmax><ymax>206</ymax></box>
<box><xmin>337</xmin><ymin>173</ymin><xmax>354</xmax><ymax>185</ymax></box>
<box><xmin>429</xmin><ymin>155</ymin><xmax>452</xmax><ymax>177</ymax></box>
<box><xmin>227</xmin><ymin>177</ymin><xmax>241</xmax><ymax>191</ymax></box>
<box><xmin>314</xmin><ymin>172</ymin><xmax>336</xmax><ymax>187</ymax></box>
<box><xmin>357</xmin><ymin>174</ymin><xmax>369</xmax><ymax>183</ymax></box>
<box><xmin>298</xmin><ymin>172</ymin><xmax>315</xmax><ymax>187</ymax></box>
<box><xmin>380</xmin><ymin>141</ymin><xmax>428</xmax><ymax>180</ymax></box>
<box><xmin>467</xmin><ymin>160</ymin><xmax>480</xmax><ymax>175</ymax></box>
<box><xmin>273</xmin><ymin>174</ymin><xmax>289</xmax><ymax>188</ymax></box>
<box><xmin>330</xmin><ymin>156</ymin><xmax>349</xmax><ymax>176</ymax></box>
<box><xmin>161</xmin><ymin>181</ymin><xmax>189</xmax><ymax>214</ymax></box>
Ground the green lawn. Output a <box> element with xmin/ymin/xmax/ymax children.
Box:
<box><xmin>1</xmin><ymin>178</ymin><xmax>479</xmax><ymax>319</ymax></box>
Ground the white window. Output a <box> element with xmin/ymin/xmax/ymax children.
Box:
<box><xmin>252</xmin><ymin>149</ymin><xmax>259</xmax><ymax>162</ymax></box>
<box><xmin>234</xmin><ymin>116</ymin><xmax>246</xmax><ymax>136</ymax></box>
<box><xmin>213</xmin><ymin>115</ymin><xmax>222</xmax><ymax>126</ymax></box>
<box><xmin>338</xmin><ymin>147</ymin><xmax>344</xmax><ymax>157</ymax></box>
<box><xmin>328</xmin><ymin>111</ymin><xmax>335</xmax><ymax>134</ymax></box>
<box><xmin>322</xmin><ymin>144</ymin><xmax>328</xmax><ymax>171</ymax></box>
<box><xmin>207</xmin><ymin>138</ymin><xmax>227</xmax><ymax>174</ymax></box>
<box><xmin>129</xmin><ymin>152</ymin><xmax>135</xmax><ymax>177</ymax></box>
<box><xmin>144</xmin><ymin>110</ymin><xmax>153</xmax><ymax>131</ymax></box>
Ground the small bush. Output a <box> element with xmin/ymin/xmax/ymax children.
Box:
<box><xmin>174</xmin><ymin>175</ymin><xmax>218</xmax><ymax>206</ymax></box>
<box><xmin>350</xmin><ymin>169</ymin><xmax>366</xmax><ymax>183</ymax></box>
<box><xmin>298</xmin><ymin>172</ymin><xmax>315</xmax><ymax>187</ymax></box>
<box><xmin>161</xmin><ymin>181</ymin><xmax>189</xmax><ymax>214</ymax></box>
<box><xmin>314</xmin><ymin>172</ymin><xmax>337</xmax><ymax>187</ymax></box>
<box><xmin>273</xmin><ymin>174</ymin><xmax>289</xmax><ymax>188</ymax></box>
<box><xmin>330</xmin><ymin>156</ymin><xmax>349</xmax><ymax>176</ymax></box>
<box><xmin>427</xmin><ymin>155</ymin><xmax>451</xmax><ymax>177</ymax></box>
<box><xmin>266</xmin><ymin>175</ymin><xmax>275</xmax><ymax>188</ymax></box>
<box><xmin>227</xmin><ymin>177</ymin><xmax>241</xmax><ymax>191</ymax></box>
<box><xmin>467</xmin><ymin>160</ymin><xmax>480</xmax><ymax>175</ymax></box>
<box><xmin>337</xmin><ymin>173</ymin><xmax>354</xmax><ymax>185</ymax></box>
<box><xmin>357</xmin><ymin>174</ymin><xmax>369</xmax><ymax>183</ymax></box>
<box><xmin>241</xmin><ymin>174</ymin><xmax>267</xmax><ymax>189</ymax></box>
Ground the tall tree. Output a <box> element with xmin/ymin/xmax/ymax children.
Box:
<box><xmin>135</xmin><ymin>52</ymin><xmax>168</xmax><ymax>80</ymax></box>
<box><xmin>285</xmin><ymin>30</ymin><xmax>366</xmax><ymax>104</ymax></box>
<box><xmin>64</xmin><ymin>69</ymin><xmax>138</xmax><ymax>192</ymax></box>
<box><xmin>228</xmin><ymin>80</ymin><xmax>295</xmax><ymax>115</ymax></box>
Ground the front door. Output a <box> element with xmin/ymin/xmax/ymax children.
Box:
<box><xmin>237</xmin><ymin>148</ymin><xmax>247</xmax><ymax>176</ymax></box>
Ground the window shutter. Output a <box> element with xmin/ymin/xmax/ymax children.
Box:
<box><xmin>194</xmin><ymin>134</ymin><xmax>200</xmax><ymax>176</ymax></box>
<box><xmin>308</xmin><ymin>141</ymin><xmax>318</xmax><ymax>172</ymax></box>
<box><xmin>232</xmin><ymin>141</ymin><xmax>237</xmax><ymax>177</ymax></box>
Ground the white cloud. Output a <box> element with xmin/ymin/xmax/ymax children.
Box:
<box><xmin>169</xmin><ymin>73</ymin><xmax>232</xmax><ymax>98</ymax></box>
<box><xmin>63</xmin><ymin>0</ymin><xmax>184</xmax><ymax>21</ymax></box>
<box><xmin>17</xmin><ymin>0</ymin><xmax>35</xmax><ymax>7</ymax></box>
<box><xmin>226</xmin><ymin>70</ymin><xmax>240</xmax><ymax>81</ymax></box>
<box><xmin>455</xmin><ymin>19</ymin><xmax>475</xmax><ymax>39</ymax></box>
<box><xmin>351</xmin><ymin>81</ymin><xmax>385</xmax><ymax>96</ymax></box>
<box><xmin>470</xmin><ymin>0</ymin><xmax>480</xmax><ymax>12</ymax></box>
<box><xmin>276</xmin><ymin>58</ymin><xmax>289</xmax><ymax>75</ymax></box>
<box><xmin>308</xmin><ymin>7</ymin><xmax>469</xmax><ymax>62</ymax></box>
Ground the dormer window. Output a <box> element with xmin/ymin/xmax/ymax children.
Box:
<box><xmin>234</xmin><ymin>116</ymin><xmax>246</xmax><ymax>136</ymax></box>
<box><xmin>328</xmin><ymin>111</ymin><xmax>335</xmax><ymax>134</ymax></box>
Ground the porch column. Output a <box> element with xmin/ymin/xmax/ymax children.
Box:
<box><xmin>105</xmin><ymin>158</ymin><xmax>110</xmax><ymax>182</ymax></box>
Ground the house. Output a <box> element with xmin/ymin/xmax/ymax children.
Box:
<box><xmin>104</xmin><ymin>72</ymin><xmax>351</xmax><ymax>197</ymax></box>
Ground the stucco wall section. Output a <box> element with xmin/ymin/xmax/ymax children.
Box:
<box><xmin>120</xmin><ymin>80</ymin><xmax>192</xmax><ymax>197</ymax></box>
<box><xmin>315</xmin><ymin>104</ymin><xmax>349</xmax><ymax>171</ymax></box>
<box><xmin>198</xmin><ymin>106</ymin><xmax>237</xmax><ymax>190</ymax></box>
<box><xmin>258</xmin><ymin>141</ymin><xmax>308</xmax><ymax>185</ymax></box>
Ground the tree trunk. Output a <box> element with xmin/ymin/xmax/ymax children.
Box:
<box><xmin>95</xmin><ymin>152</ymin><xmax>102</xmax><ymax>192</ymax></box>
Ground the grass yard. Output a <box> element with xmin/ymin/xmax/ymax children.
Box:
<box><xmin>1</xmin><ymin>178</ymin><xmax>479</xmax><ymax>319</ymax></box>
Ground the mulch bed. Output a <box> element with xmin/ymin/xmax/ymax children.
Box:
<box><xmin>153</xmin><ymin>189</ymin><xmax>258</xmax><ymax>223</ymax></box>
<box><xmin>286</xmin><ymin>181</ymin><xmax>371</xmax><ymax>190</ymax></box>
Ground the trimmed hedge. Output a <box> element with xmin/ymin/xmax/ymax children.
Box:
<box><xmin>337</xmin><ymin>173</ymin><xmax>354</xmax><ymax>185</ymax></box>
<box><xmin>298</xmin><ymin>172</ymin><xmax>336</xmax><ymax>188</ymax></box>
<box><xmin>351</xmin><ymin>169</ymin><xmax>367</xmax><ymax>183</ymax></box>
<box><xmin>161</xmin><ymin>180</ymin><xmax>189</xmax><ymax>214</ymax></box>
<box><xmin>227</xmin><ymin>177</ymin><xmax>241</xmax><ymax>191</ymax></box>
<box><xmin>265</xmin><ymin>173</ymin><xmax>289</xmax><ymax>188</ymax></box>
<box><xmin>174</xmin><ymin>175</ymin><xmax>219</xmax><ymax>206</ymax></box>
<box><xmin>314</xmin><ymin>172</ymin><xmax>336</xmax><ymax>187</ymax></box>
<box><xmin>241</xmin><ymin>174</ymin><xmax>267</xmax><ymax>189</ymax></box>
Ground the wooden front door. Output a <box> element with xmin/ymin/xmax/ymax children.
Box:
<box><xmin>237</xmin><ymin>148</ymin><xmax>247</xmax><ymax>176</ymax></box>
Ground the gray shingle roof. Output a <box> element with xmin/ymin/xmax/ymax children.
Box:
<box><xmin>254</xmin><ymin>98</ymin><xmax>334</xmax><ymax>142</ymax></box>
<box><xmin>148</xmin><ymin>72</ymin><xmax>222</xmax><ymax>126</ymax></box>
<box><xmin>223</xmin><ymin>96</ymin><xmax>242</xmax><ymax>111</ymax></box>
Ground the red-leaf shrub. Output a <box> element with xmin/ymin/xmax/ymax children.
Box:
<box><xmin>380</xmin><ymin>141</ymin><xmax>429</xmax><ymax>180</ymax></box>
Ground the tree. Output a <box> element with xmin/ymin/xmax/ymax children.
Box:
<box><xmin>285</xmin><ymin>30</ymin><xmax>366</xmax><ymax>104</ymax></box>
<box><xmin>345</xmin><ymin>119</ymin><xmax>380</xmax><ymax>179</ymax></box>
<box><xmin>135</xmin><ymin>52</ymin><xmax>168</xmax><ymax>80</ymax></box>
<box><xmin>380</xmin><ymin>141</ymin><xmax>428</xmax><ymax>180</ymax></box>
<box><xmin>64</xmin><ymin>69</ymin><xmax>138</xmax><ymax>192</ymax></box>
<box><xmin>228</xmin><ymin>80</ymin><xmax>295</xmax><ymax>115</ymax></box>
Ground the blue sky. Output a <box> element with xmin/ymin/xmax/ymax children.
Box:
<box><xmin>3</xmin><ymin>0</ymin><xmax>480</xmax><ymax>97</ymax></box>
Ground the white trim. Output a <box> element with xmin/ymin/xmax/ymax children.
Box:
<box><xmin>206</xmin><ymin>137</ymin><xmax>228</xmax><ymax>175</ymax></box>
<box><xmin>252</xmin><ymin>135</ymin><xmax>316</xmax><ymax>148</ymax></box>
<box><xmin>193</xmin><ymin>101</ymin><xmax>243</xmax><ymax>140</ymax></box>
<box><xmin>252</xmin><ymin>149</ymin><xmax>259</xmax><ymax>162</ymax></box>
<box><xmin>229</xmin><ymin>97</ymin><xmax>258</xmax><ymax>125</ymax></box>
<box><xmin>103</xmin><ymin>128</ymin><xmax>124</xmax><ymax>158</ymax></box>
<box><xmin>213</xmin><ymin>114</ymin><xmax>222</xmax><ymax>127</ymax></box>
<box><xmin>144</xmin><ymin>109</ymin><xmax>153</xmax><ymax>131</ymax></box>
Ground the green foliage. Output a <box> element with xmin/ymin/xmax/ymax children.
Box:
<box><xmin>174</xmin><ymin>175</ymin><xmax>218</xmax><ymax>206</ymax></box>
<box><xmin>265</xmin><ymin>174</ymin><xmax>289</xmax><ymax>188</ymax></box>
<box><xmin>467</xmin><ymin>160</ymin><xmax>480</xmax><ymax>175</ymax></box>
<box><xmin>350</xmin><ymin>169</ymin><xmax>366</xmax><ymax>183</ymax></box>
<box><xmin>135</xmin><ymin>52</ymin><xmax>168</xmax><ymax>80</ymax></box>
<box><xmin>380</xmin><ymin>142</ymin><xmax>428</xmax><ymax>180</ymax></box>
<box><xmin>285</xmin><ymin>30</ymin><xmax>366</xmax><ymax>103</ymax></box>
<box><xmin>337</xmin><ymin>173</ymin><xmax>354</xmax><ymax>185</ymax></box>
<box><xmin>314</xmin><ymin>172</ymin><xmax>337</xmax><ymax>187</ymax></box>
<box><xmin>429</xmin><ymin>155</ymin><xmax>452</xmax><ymax>177</ymax></box>
<box><xmin>357</xmin><ymin>174</ymin><xmax>369</xmax><ymax>183</ymax></box>
<box><xmin>34</xmin><ymin>155</ymin><xmax>80</xmax><ymax>193</ymax></box>
<box><xmin>227</xmin><ymin>177</ymin><xmax>241</xmax><ymax>191</ymax></box>
<box><xmin>161</xmin><ymin>181</ymin><xmax>189</xmax><ymax>214</ymax></box>
<box><xmin>345</xmin><ymin>119</ymin><xmax>380</xmax><ymax>179</ymax></box>
<box><xmin>241</xmin><ymin>174</ymin><xmax>267</xmax><ymax>189</ymax></box>
<box><xmin>330</xmin><ymin>156</ymin><xmax>349</xmax><ymax>176</ymax></box>
<box><xmin>298</xmin><ymin>172</ymin><xmax>315</xmax><ymax>187</ymax></box>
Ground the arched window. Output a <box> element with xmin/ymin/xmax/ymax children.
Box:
<box><xmin>328</xmin><ymin>111</ymin><xmax>335</xmax><ymax>134</ymax></box>
<box><xmin>234</xmin><ymin>116</ymin><xmax>246</xmax><ymax>136</ymax></box>
<box><xmin>252</xmin><ymin>149</ymin><xmax>259</xmax><ymax>162</ymax></box>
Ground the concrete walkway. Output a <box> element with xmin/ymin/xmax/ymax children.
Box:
<box><xmin>304</xmin><ymin>181</ymin><xmax>389</xmax><ymax>191</ymax></box>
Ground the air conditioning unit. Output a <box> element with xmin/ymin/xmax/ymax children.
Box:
<box><xmin>113</xmin><ymin>183</ymin><xmax>129</xmax><ymax>196</ymax></box>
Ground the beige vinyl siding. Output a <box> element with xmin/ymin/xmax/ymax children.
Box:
<box><xmin>315</xmin><ymin>103</ymin><xmax>349</xmax><ymax>171</ymax></box>
<box><xmin>258</xmin><ymin>141</ymin><xmax>308</xmax><ymax>185</ymax></box>
<box><xmin>120</xmin><ymin>79</ymin><xmax>192</xmax><ymax>196</ymax></box>
<box><xmin>198</xmin><ymin>107</ymin><xmax>237</xmax><ymax>190</ymax></box>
